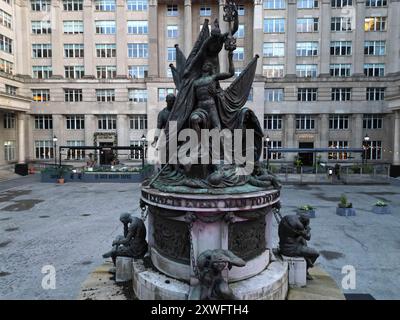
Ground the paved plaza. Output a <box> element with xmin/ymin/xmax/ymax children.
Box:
<box><xmin>0</xmin><ymin>176</ymin><xmax>399</xmax><ymax>300</ymax></box>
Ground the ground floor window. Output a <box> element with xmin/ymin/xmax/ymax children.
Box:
<box><xmin>66</xmin><ymin>140</ymin><xmax>85</xmax><ymax>160</ymax></box>
<box><xmin>4</xmin><ymin>140</ymin><xmax>16</xmax><ymax>161</ymax></box>
<box><xmin>130</xmin><ymin>140</ymin><xmax>147</xmax><ymax>160</ymax></box>
<box><xmin>35</xmin><ymin>140</ymin><xmax>53</xmax><ymax>159</ymax></box>
<box><xmin>328</xmin><ymin>140</ymin><xmax>349</xmax><ymax>160</ymax></box>
<box><xmin>365</xmin><ymin>140</ymin><xmax>382</xmax><ymax>160</ymax></box>
<box><xmin>263</xmin><ymin>140</ymin><xmax>282</xmax><ymax>160</ymax></box>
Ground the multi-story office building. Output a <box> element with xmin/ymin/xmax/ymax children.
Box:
<box><xmin>0</xmin><ymin>0</ymin><xmax>400</xmax><ymax>172</ymax></box>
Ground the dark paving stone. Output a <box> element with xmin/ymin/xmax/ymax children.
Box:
<box><xmin>0</xmin><ymin>190</ymin><xmax>32</xmax><ymax>203</ymax></box>
<box><xmin>344</xmin><ymin>293</ymin><xmax>375</xmax><ymax>300</ymax></box>
<box><xmin>320</xmin><ymin>250</ymin><xmax>345</xmax><ymax>260</ymax></box>
<box><xmin>0</xmin><ymin>199</ymin><xmax>44</xmax><ymax>212</ymax></box>
<box><xmin>0</xmin><ymin>240</ymin><xmax>12</xmax><ymax>248</ymax></box>
<box><xmin>0</xmin><ymin>272</ymin><xmax>11</xmax><ymax>277</ymax></box>
<box><xmin>4</xmin><ymin>227</ymin><xmax>19</xmax><ymax>232</ymax></box>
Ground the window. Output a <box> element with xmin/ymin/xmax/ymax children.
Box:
<box><xmin>96</xmin><ymin>44</ymin><xmax>116</xmax><ymax>58</ymax></box>
<box><xmin>130</xmin><ymin>140</ymin><xmax>147</xmax><ymax>159</ymax></box>
<box><xmin>63</xmin><ymin>21</ymin><xmax>84</xmax><ymax>34</ymax></box>
<box><xmin>237</xmin><ymin>25</ymin><xmax>245</xmax><ymax>38</ymax></box>
<box><xmin>64</xmin><ymin>89</ymin><xmax>83</xmax><ymax>102</ymax></box>
<box><xmin>264</xmin><ymin>140</ymin><xmax>282</xmax><ymax>160</ymax></box>
<box><xmin>96</xmin><ymin>66</ymin><xmax>117</xmax><ymax>79</ymax></box>
<box><xmin>265</xmin><ymin>89</ymin><xmax>284</xmax><ymax>102</ymax></box>
<box><xmin>328</xmin><ymin>141</ymin><xmax>349</xmax><ymax>160</ymax></box>
<box><xmin>64</xmin><ymin>44</ymin><xmax>84</xmax><ymax>58</ymax></box>
<box><xmin>237</xmin><ymin>5</ymin><xmax>245</xmax><ymax>16</ymax></box>
<box><xmin>95</xmin><ymin>21</ymin><xmax>116</xmax><ymax>34</ymax></box>
<box><xmin>95</xmin><ymin>0</ymin><xmax>115</xmax><ymax>11</ymax></box>
<box><xmin>296</xmin><ymin>64</ymin><xmax>317</xmax><ymax>77</ymax></box>
<box><xmin>32</xmin><ymin>66</ymin><xmax>52</xmax><ymax>79</ymax></box>
<box><xmin>130</xmin><ymin>115</ymin><xmax>148</xmax><ymax>130</ymax></box>
<box><xmin>31</xmin><ymin>0</ymin><xmax>50</xmax><ymax>11</ymax></box>
<box><xmin>264</xmin><ymin>18</ymin><xmax>285</xmax><ymax>33</ymax></box>
<box><xmin>331</xmin><ymin>88</ymin><xmax>351</xmax><ymax>101</ymax></box>
<box><xmin>233</xmin><ymin>47</ymin><xmax>244</xmax><ymax>61</ymax></box>
<box><xmin>330</xmin><ymin>41</ymin><xmax>352</xmax><ymax>56</ymax></box>
<box><xmin>0</xmin><ymin>34</ymin><xmax>12</xmax><ymax>54</ymax></box>
<box><xmin>98</xmin><ymin>115</ymin><xmax>117</xmax><ymax>130</ymax></box>
<box><xmin>96</xmin><ymin>89</ymin><xmax>115</xmax><ymax>102</ymax></box>
<box><xmin>32</xmin><ymin>89</ymin><xmax>50</xmax><ymax>102</ymax></box>
<box><xmin>35</xmin><ymin>140</ymin><xmax>53</xmax><ymax>159</ymax></box>
<box><xmin>365</xmin><ymin>140</ymin><xmax>382</xmax><ymax>160</ymax></box>
<box><xmin>127</xmin><ymin>21</ymin><xmax>148</xmax><ymax>34</ymax></box>
<box><xmin>127</xmin><ymin>0</ymin><xmax>148</xmax><ymax>11</ymax></box>
<box><xmin>0</xmin><ymin>9</ymin><xmax>12</xmax><ymax>28</ymax></box>
<box><xmin>263</xmin><ymin>65</ymin><xmax>284</xmax><ymax>78</ymax></box>
<box><xmin>366</xmin><ymin>87</ymin><xmax>385</xmax><ymax>101</ymax></box>
<box><xmin>298</xmin><ymin>88</ymin><xmax>317</xmax><ymax>101</ymax></box>
<box><xmin>330</xmin><ymin>64</ymin><xmax>351</xmax><ymax>77</ymax></box>
<box><xmin>296</xmin><ymin>42</ymin><xmax>318</xmax><ymax>56</ymax></box>
<box><xmin>5</xmin><ymin>85</ymin><xmax>17</xmax><ymax>95</ymax></box>
<box><xmin>158</xmin><ymin>88</ymin><xmax>175</xmax><ymax>102</ymax></box>
<box><xmin>129</xmin><ymin>89</ymin><xmax>147</xmax><ymax>102</ymax></box>
<box><xmin>3</xmin><ymin>113</ymin><xmax>15</xmax><ymax>128</ymax></box>
<box><xmin>0</xmin><ymin>58</ymin><xmax>13</xmax><ymax>74</ymax></box>
<box><xmin>263</xmin><ymin>42</ymin><xmax>285</xmax><ymax>57</ymax></box>
<box><xmin>364</xmin><ymin>17</ymin><xmax>386</xmax><ymax>31</ymax></box>
<box><xmin>167</xmin><ymin>4</ymin><xmax>178</xmax><ymax>16</ymax></box>
<box><xmin>366</xmin><ymin>0</ymin><xmax>387</xmax><ymax>7</ymax></box>
<box><xmin>128</xmin><ymin>43</ymin><xmax>148</xmax><ymax>58</ymax></box>
<box><xmin>297</xmin><ymin>18</ymin><xmax>319</xmax><ymax>32</ymax></box>
<box><xmin>264</xmin><ymin>0</ymin><xmax>285</xmax><ymax>9</ymax></box>
<box><xmin>34</xmin><ymin>115</ymin><xmax>53</xmax><ymax>129</ymax></box>
<box><xmin>128</xmin><ymin>65</ymin><xmax>148</xmax><ymax>78</ymax></box>
<box><xmin>363</xmin><ymin>114</ymin><xmax>383</xmax><ymax>129</ymax></box>
<box><xmin>200</xmin><ymin>7</ymin><xmax>211</xmax><ymax>16</ymax></box>
<box><xmin>331</xmin><ymin>17</ymin><xmax>352</xmax><ymax>31</ymax></box>
<box><xmin>32</xmin><ymin>44</ymin><xmax>52</xmax><ymax>58</ymax></box>
<box><xmin>32</xmin><ymin>21</ymin><xmax>51</xmax><ymax>34</ymax></box>
<box><xmin>297</xmin><ymin>0</ymin><xmax>319</xmax><ymax>8</ymax></box>
<box><xmin>167</xmin><ymin>25</ymin><xmax>178</xmax><ymax>38</ymax></box>
<box><xmin>4</xmin><ymin>141</ymin><xmax>15</xmax><ymax>161</ymax></box>
<box><xmin>331</xmin><ymin>0</ymin><xmax>352</xmax><ymax>7</ymax></box>
<box><xmin>296</xmin><ymin>115</ymin><xmax>315</xmax><ymax>130</ymax></box>
<box><xmin>264</xmin><ymin>115</ymin><xmax>282</xmax><ymax>130</ymax></box>
<box><xmin>66</xmin><ymin>140</ymin><xmax>85</xmax><ymax>160</ymax></box>
<box><xmin>63</xmin><ymin>0</ymin><xmax>83</xmax><ymax>11</ymax></box>
<box><xmin>364</xmin><ymin>64</ymin><xmax>384</xmax><ymax>77</ymax></box>
<box><xmin>364</xmin><ymin>41</ymin><xmax>385</xmax><ymax>56</ymax></box>
<box><xmin>167</xmin><ymin>47</ymin><xmax>176</xmax><ymax>61</ymax></box>
<box><xmin>64</xmin><ymin>65</ymin><xmax>85</xmax><ymax>79</ymax></box>
<box><xmin>329</xmin><ymin>115</ymin><xmax>349</xmax><ymax>129</ymax></box>
<box><xmin>66</xmin><ymin>115</ymin><xmax>85</xmax><ymax>129</ymax></box>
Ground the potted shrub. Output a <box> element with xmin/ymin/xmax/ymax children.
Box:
<box><xmin>56</xmin><ymin>166</ymin><xmax>67</xmax><ymax>184</ymax></box>
<box><xmin>372</xmin><ymin>200</ymin><xmax>391</xmax><ymax>215</ymax></box>
<box><xmin>336</xmin><ymin>194</ymin><xmax>356</xmax><ymax>216</ymax></box>
<box><xmin>297</xmin><ymin>205</ymin><xmax>316</xmax><ymax>218</ymax></box>
<box><xmin>294</xmin><ymin>157</ymin><xmax>303</xmax><ymax>174</ymax></box>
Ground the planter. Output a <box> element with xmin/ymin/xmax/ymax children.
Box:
<box><xmin>372</xmin><ymin>206</ymin><xmax>391</xmax><ymax>215</ymax></box>
<box><xmin>336</xmin><ymin>207</ymin><xmax>356</xmax><ymax>216</ymax></box>
<box><xmin>297</xmin><ymin>209</ymin><xmax>316</xmax><ymax>219</ymax></box>
<box><xmin>57</xmin><ymin>178</ymin><xmax>65</xmax><ymax>184</ymax></box>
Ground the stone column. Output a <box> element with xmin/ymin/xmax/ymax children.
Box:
<box><xmin>218</xmin><ymin>0</ymin><xmax>227</xmax><ymax>72</ymax></box>
<box><xmin>393</xmin><ymin>110</ymin><xmax>400</xmax><ymax>165</ymax></box>
<box><xmin>84</xmin><ymin>115</ymin><xmax>96</xmax><ymax>146</ymax></box>
<box><xmin>285</xmin><ymin>114</ymin><xmax>295</xmax><ymax>161</ymax></box>
<box><xmin>83</xmin><ymin>0</ymin><xmax>95</xmax><ymax>78</ymax></box>
<box><xmin>184</xmin><ymin>0</ymin><xmax>193</xmax><ymax>57</ymax></box>
<box><xmin>320</xmin><ymin>0</ymin><xmax>331</xmax><ymax>75</ymax></box>
<box><xmin>117</xmin><ymin>115</ymin><xmax>128</xmax><ymax>159</ymax></box>
<box><xmin>353</xmin><ymin>0</ymin><xmax>366</xmax><ymax>75</ymax></box>
<box><xmin>14</xmin><ymin>0</ymin><xmax>30</xmax><ymax>77</ymax></box>
<box><xmin>253</xmin><ymin>0</ymin><xmax>263</xmax><ymax>75</ymax></box>
<box><xmin>319</xmin><ymin>114</ymin><xmax>329</xmax><ymax>161</ymax></box>
<box><xmin>352</xmin><ymin>114</ymin><xmax>363</xmax><ymax>160</ymax></box>
<box><xmin>387</xmin><ymin>0</ymin><xmax>400</xmax><ymax>74</ymax></box>
<box><xmin>148</xmin><ymin>0</ymin><xmax>159</xmax><ymax>77</ymax></box>
<box><xmin>17</xmin><ymin>113</ymin><xmax>26</xmax><ymax>164</ymax></box>
<box><xmin>116</xmin><ymin>0</ymin><xmax>127</xmax><ymax>77</ymax></box>
<box><xmin>285</xmin><ymin>0</ymin><xmax>296</xmax><ymax>77</ymax></box>
<box><xmin>51</xmin><ymin>0</ymin><xmax>64</xmax><ymax>77</ymax></box>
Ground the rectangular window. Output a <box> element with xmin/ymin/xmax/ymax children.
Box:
<box><xmin>130</xmin><ymin>140</ymin><xmax>147</xmax><ymax>159</ymax></box>
<box><xmin>297</xmin><ymin>18</ymin><xmax>319</xmax><ymax>32</ymax></box>
<box><xmin>127</xmin><ymin>21</ymin><xmax>148</xmax><ymax>34</ymax></box>
<box><xmin>35</xmin><ymin>140</ymin><xmax>53</xmax><ymax>159</ymax></box>
<box><xmin>265</xmin><ymin>89</ymin><xmax>284</xmax><ymax>102</ymax></box>
<box><xmin>34</xmin><ymin>115</ymin><xmax>53</xmax><ymax>130</ymax></box>
<box><xmin>263</xmin><ymin>65</ymin><xmax>284</xmax><ymax>78</ymax></box>
<box><xmin>296</xmin><ymin>42</ymin><xmax>318</xmax><ymax>56</ymax></box>
<box><xmin>127</xmin><ymin>0</ymin><xmax>148</xmax><ymax>11</ymax></box>
<box><xmin>364</xmin><ymin>63</ymin><xmax>384</xmax><ymax>77</ymax></box>
<box><xmin>32</xmin><ymin>44</ymin><xmax>52</xmax><ymax>58</ymax></box>
<box><xmin>31</xmin><ymin>0</ymin><xmax>51</xmax><ymax>11</ymax></box>
<box><xmin>363</xmin><ymin>114</ymin><xmax>383</xmax><ymax>129</ymax></box>
<box><xmin>98</xmin><ymin>115</ymin><xmax>117</xmax><ymax>130</ymax></box>
<box><xmin>330</xmin><ymin>64</ymin><xmax>351</xmax><ymax>77</ymax></box>
<box><xmin>63</xmin><ymin>0</ymin><xmax>83</xmax><ymax>11</ymax></box>
<box><xmin>200</xmin><ymin>7</ymin><xmax>211</xmax><ymax>16</ymax></box>
<box><xmin>263</xmin><ymin>0</ymin><xmax>286</xmax><ymax>9</ymax></box>
<box><xmin>296</xmin><ymin>64</ymin><xmax>317</xmax><ymax>77</ymax></box>
<box><xmin>95</xmin><ymin>21</ymin><xmax>116</xmax><ymax>34</ymax></box>
<box><xmin>129</xmin><ymin>115</ymin><xmax>148</xmax><ymax>130</ymax></box>
<box><xmin>366</xmin><ymin>0</ymin><xmax>387</xmax><ymax>7</ymax></box>
<box><xmin>237</xmin><ymin>24</ymin><xmax>245</xmax><ymax>38</ymax></box>
<box><xmin>297</xmin><ymin>0</ymin><xmax>319</xmax><ymax>8</ymax></box>
<box><xmin>364</xmin><ymin>41</ymin><xmax>385</xmax><ymax>56</ymax></box>
<box><xmin>330</xmin><ymin>41</ymin><xmax>352</xmax><ymax>56</ymax></box>
<box><xmin>167</xmin><ymin>47</ymin><xmax>176</xmax><ymax>61</ymax></box>
<box><xmin>96</xmin><ymin>66</ymin><xmax>117</xmax><ymax>79</ymax></box>
<box><xmin>64</xmin><ymin>89</ymin><xmax>83</xmax><ymax>102</ymax></box>
<box><xmin>158</xmin><ymin>88</ymin><xmax>175</xmax><ymax>102</ymax></box>
<box><xmin>264</xmin><ymin>115</ymin><xmax>282</xmax><ymax>130</ymax></box>
<box><xmin>331</xmin><ymin>0</ymin><xmax>352</xmax><ymax>7</ymax></box>
<box><xmin>263</xmin><ymin>42</ymin><xmax>285</xmax><ymax>57</ymax></box>
<box><xmin>328</xmin><ymin>140</ymin><xmax>349</xmax><ymax>160</ymax></box>
<box><xmin>96</xmin><ymin>89</ymin><xmax>115</xmax><ymax>102</ymax></box>
<box><xmin>167</xmin><ymin>25</ymin><xmax>178</xmax><ymax>38</ymax></box>
<box><xmin>128</xmin><ymin>43</ymin><xmax>148</xmax><ymax>58</ymax></box>
<box><xmin>0</xmin><ymin>58</ymin><xmax>13</xmax><ymax>74</ymax></box>
<box><xmin>63</xmin><ymin>20</ymin><xmax>84</xmax><ymax>34</ymax></box>
<box><xmin>364</xmin><ymin>17</ymin><xmax>387</xmax><ymax>31</ymax></box>
<box><xmin>296</xmin><ymin>115</ymin><xmax>315</xmax><ymax>130</ymax></box>
<box><xmin>233</xmin><ymin>47</ymin><xmax>244</xmax><ymax>61</ymax></box>
<box><xmin>263</xmin><ymin>140</ymin><xmax>282</xmax><ymax>160</ymax></box>
<box><xmin>32</xmin><ymin>66</ymin><xmax>52</xmax><ymax>79</ymax></box>
<box><xmin>32</xmin><ymin>21</ymin><xmax>51</xmax><ymax>34</ymax></box>
<box><xmin>331</xmin><ymin>88</ymin><xmax>351</xmax><ymax>101</ymax></box>
<box><xmin>329</xmin><ymin>115</ymin><xmax>349</xmax><ymax>129</ymax></box>
<box><xmin>32</xmin><ymin>89</ymin><xmax>50</xmax><ymax>102</ymax></box>
<box><xmin>129</xmin><ymin>89</ymin><xmax>148</xmax><ymax>102</ymax></box>
<box><xmin>264</xmin><ymin>18</ymin><xmax>285</xmax><ymax>33</ymax></box>
<box><xmin>64</xmin><ymin>44</ymin><xmax>84</xmax><ymax>58</ymax></box>
<box><xmin>167</xmin><ymin>4</ymin><xmax>178</xmax><ymax>16</ymax></box>
<box><xmin>128</xmin><ymin>65</ymin><xmax>148</xmax><ymax>78</ymax></box>
<box><xmin>365</xmin><ymin>140</ymin><xmax>382</xmax><ymax>160</ymax></box>
<box><xmin>4</xmin><ymin>140</ymin><xmax>15</xmax><ymax>161</ymax></box>
<box><xmin>66</xmin><ymin>140</ymin><xmax>85</xmax><ymax>160</ymax></box>
<box><xmin>0</xmin><ymin>34</ymin><xmax>12</xmax><ymax>54</ymax></box>
<box><xmin>297</xmin><ymin>88</ymin><xmax>318</xmax><ymax>101</ymax></box>
<box><xmin>5</xmin><ymin>85</ymin><xmax>17</xmax><ymax>95</ymax></box>
<box><xmin>96</xmin><ymin>44</ymin><xmax>116</xmax><ymax>58</ymax></box>
<box><xmin>66</xmin><ymin>115</ymin><xmax>85</xmax><ymax>130</ymax></box>
<box><xmin>237</xmin><ymin>5</ymin><xmax>245</xmax><ymax>16</ymax></box>
<box><xmin>95</xmin><ymin>0</ymin><xmax>115</xmax><ymax>11</ymax></box>
<box><xmin>366</xmin><ymin>87</ymin><xmax>385</xmax><ymax>101</ymax></box>
<box><xmin>331</xmin><ymin>17</ymin><xmax>352</xmax><ymax>31</ymax></box>
<box><xmin>0</xmin><ymin>9</ymin><xmax>12</xmax><ymax>28</ymax></box>
<box><xmin>64</xmin><ymin>65</ymin><xmax>85</xmax><ymax>79</ymax></box>
<box><xmin>3</xmin><ymin>113</ymin><xmax>15</xmax><ymax>129</ymax></box>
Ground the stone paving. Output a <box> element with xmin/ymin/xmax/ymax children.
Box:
<box><xmin>0</xmin><ymin>179</ymin><xmax>399</xmax><ymax>299</ymax></box>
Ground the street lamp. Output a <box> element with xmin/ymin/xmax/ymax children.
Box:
<box><xmin>265</xmin><ymin>135</ymin><xmax>270</xmax><ymax>169</ymax></box>
<box><xmin>363</xmin><ymin>133</ymin><xmax>370</xmax><ymax>165</ymax></box>
<box><xmin>141</xmin><ymin>134</ymin><xmax>146</xmax><ymax>169</ymax></box>
<box><xmin>53</xmin><ymin>135</ymin><xmax>58</xmax><ymax>167</ymax></box>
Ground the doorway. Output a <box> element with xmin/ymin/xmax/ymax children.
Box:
<box><xmin>99</xmin><ymin>142</ymin><xmax>114</xmax><ymax>165</ymax></box>
<box><xmin>298</xmin><ymin>142</ymin><xmax>314</xmax><ymax>166</ymax></box>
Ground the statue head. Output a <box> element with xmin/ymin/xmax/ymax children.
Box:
<box><xmin>202</xmin><ymin>62</ymin><xmax>214</xmax><ymax>75</ymax></box>
<box><xmin>166</xmin><ymin>93</ymin><xmax>175</xmax><ymax>110</ymax></box>
<box><xmin>120</xmin><ymin>213</ymin><xmax>132</xmax><ymax>224</ymax></box>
